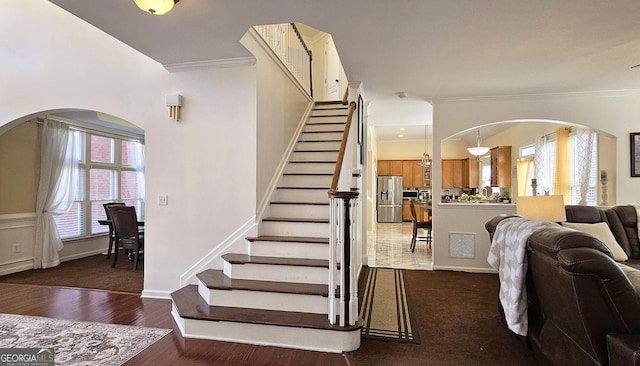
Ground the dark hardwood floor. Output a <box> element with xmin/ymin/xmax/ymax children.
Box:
<box><xmin>0</xmin><ymin>283</ymin><xmax>351</xmax><ymax>366</ymax></box>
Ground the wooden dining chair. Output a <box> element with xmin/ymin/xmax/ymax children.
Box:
<box><xmin>107</xmin><ymin>205</ymin><xmax>144</xmax><ymax>269</ymax></box>
<box><xmin>409</xmin><ymin>200</ymin><xmax>432</xmax><ymax>253</ymax></box>
<box><xmin>103</xmin><ymin>202</ymin><xmax>125</xmax><ymax>258</ymax></box>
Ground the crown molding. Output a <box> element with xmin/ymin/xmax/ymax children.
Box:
<box><xmin>164</xmin><ymin>57</ymin><xmax>256</xmax><ymax>73</ymax></box>
<box><xmin>432</xmin><ymin>89</ymin><xmax>640</xmax><ymax>105</ymax></box>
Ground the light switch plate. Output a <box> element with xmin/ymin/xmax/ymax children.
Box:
<box><xmin>159</xmin><ymin>195</ymin><xmax>168</xmax><ymax>205</ymax></box>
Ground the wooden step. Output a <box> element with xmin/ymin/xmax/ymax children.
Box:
<box><xmin>262</xmin><ymin>217</ymin><xmax>329</xmax><ymax>224</ymax></box>
<box><xmin>171</xmin><ymin>285</ymin><xmax>361</xmax><ymax>352</ymax></box>
<box><xmin>246</xmin><ymin>235</ymin><xmax>329</xmax><ymax>244</ymax></box>
<box><xmin>196</xmin><ymin>270</ymin><xmax>330</xmax><ymax>314</ymax></box>
<box><xmin>222</xmin><ymin>254</ymin><xmax>328</xmax><ymax>268</ymax></box>
<box><xmin>197</xmin><ymin>269</ymin><xmax>328</xmax><ymax>296</ymax></box>
<box><xmin>270</xmin><ymin>201</ymin><xmax>329</xmax><ymax>205</ymax></box>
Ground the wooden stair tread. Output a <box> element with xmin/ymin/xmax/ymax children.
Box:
<box><xmin>246</xmin><ymin>235</ymin><xmax>329</xmax><ymax>244</ymax></box>
<box><xmin>314</xmin><ymin>101</ymin><xmax>345</xmax><ymax>105</ymax></box>
<box><xmin>222</xmin><ymin>254</ymin><xmax>328</xmax><ymax>268</ymax></box>
<box><xmin>297</xmin><ymin>139</ymin><xmax>341</xmax><ymax>143</ymax></box>
<box><xmin>288</xmin><ymin>161</ymin><xmax>336</xmax><ymax>164</ymax></box>
<box><xmin>270</xmin><ymin>201</ymin><xmax>329</xmax><ymax>206</ymax></box>
<box><xmin>276</xmin><ymin>186</ymin><xmax>329</xmax><ymax>190</ymax></box>
<box><xmin>197</xmin><ymin>270</ymin><xmax>328</xmax><ymax>296</ymax></box>
<box><xmin>293</xmin><ymin>149</ymin><xmax>339</xmax><ymax>152</ymax></box>
<box><xmin>262</xmin><ymin>217</ymin><xmax>329</xmax><ymax>223</ymax></box>
<box><xmin>282</xmin><ymin>173</ymin><xmax>332</xmax><ymax>176</ymax></box>
<box><xmin>302</xmin><ymin>131</ymin><xmax>344</xmax><ymax>134</ymax></box>
<box><xmin>172</xmin><ymin>285</ymin><xmax>361</xmax><ymax>331</ymax></box>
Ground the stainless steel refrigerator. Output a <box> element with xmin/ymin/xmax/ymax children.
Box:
<box><xmin>377</xmin><ymin>176</ymin><xmax>403</xmax><ymax>222</ymax></box>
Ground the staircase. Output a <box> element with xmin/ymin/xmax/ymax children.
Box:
<box><xmin>170</xmin><ymin>101</ymin><xmax>362</xmax><ymax>353</ymax></box>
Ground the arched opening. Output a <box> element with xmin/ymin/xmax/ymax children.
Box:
<box><xmin>441</xmin><ymin>119</ymin><xmax>616</xmax><ymax>206</ymax></box>
<box><xmin>0</xmin><ymin>109</ymin><xmax>145</xmax><ymax>293</ymax></box>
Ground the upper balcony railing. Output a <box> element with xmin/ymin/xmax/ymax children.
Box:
<box><xmin>254</xmin><ymin>23</ymin><xmax>313</xmax><ymax>97</ymax></box>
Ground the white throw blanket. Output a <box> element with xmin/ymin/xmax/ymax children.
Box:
<box><xmin>487</xmin><ymin>217</ymin><xmax>555</xmax><ymax>336</ymax></box>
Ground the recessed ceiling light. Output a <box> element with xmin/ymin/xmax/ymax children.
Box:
<box><xmin>399</xmin><ymin>128</ymin><xmax>405</xmax><ymax>131</ymax></box>
<box><xmin>398</xmin><ymin>134</ymin><xmax>404</xmax><ymax>137</ymax></box>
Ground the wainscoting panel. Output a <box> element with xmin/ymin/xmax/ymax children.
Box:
<box><xmin>0</xmin><ymin>213</ymin><xmax>36</xmax><ymax>275</ymax></box>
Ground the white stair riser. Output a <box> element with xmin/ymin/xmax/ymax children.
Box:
<box><xmin>294</xmin><ymin>141</ymin><xmax>341</xmax><ymax>151</ymax></box>
<box><xmin>299</xmin><ymin>132</ymin><xmax>344</xmax><ymax>141</ymax></box>
<box><xmin>248</xmin><ymin>241</ymin><xmax>328</xmax><ymax>260</ymax></box>
<box><xmin>304</xmin><ymin>123</ymin><xmax>346</xmax><ymax>133</ymax></box>
<box><xmin>223</xmin><ymin>261</ymin><xmax>328</xmax><ymax>285</ymax></box>
<box><xmin>291</xmin><ymin>151</ymin><xmax>338</xmax><ymax>161</ymax></box>
<box><xmin>198</xmin><ymin>283</ymin><xmax>328</xmax><ymax>314</ymax></box>
<box><xmin>310</xmin><ymin>109</ymin><xmax>348</xmax><ymax>116</ymax></box>
<box><xmin>273</xmin><ymin>189</ymin><xmax>328</xmax><ymax>202</ymax></box>
<box><xmin>267</xmin><ymin>204</ymin><xmax>329</xmax><ymax>219</ymax></box>
<box><xmin>307</xmin><ymin>116</ymin><xmax>348</xmax><ymax>124</ymax></box>
<box><xmin>172</xmin><ymin>306</ymin><xmax>360</xmax><ymax>353</ymax></box>
<box><xmin>279</xmin><ymin>175</ymin><xmax>332</xmax><ymax>188</ymax></box>
<box><xmin>260</xmin><ymin>221</ymin><xmax>329</xmax><ymax>237</ymax></box>
<box><xmin>284</xmin><ymin>163</ymin><xmax>335</xmax><ymax>174</ymax></box>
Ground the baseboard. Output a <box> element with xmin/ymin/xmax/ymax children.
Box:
<box><xmin>431</xmin><ymin>265</ymin><xmax>498</xmax><ymax>274</ymax></box>
<box><xmin>179</xmin><ymin>217</ymin><xmax>257</xmax><ymax>287</ymax></box>
<box><xmin>141</xmin><ymin>289</ymin><xmax>172</xmax><ymax>299</ymax></box>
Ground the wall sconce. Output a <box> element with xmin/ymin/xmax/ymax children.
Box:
<box><xmin>166</xmin><ymin>94</ymin><xmax>182</xmax><ymax>121</ymax></box>
<box><xmin>134</xmin><ymin>0</ymin><xmax>179</xmax><ymax>15</ymax></box>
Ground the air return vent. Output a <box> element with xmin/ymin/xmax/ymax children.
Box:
<box><xmin>448</xmin><ymin>233</ymin><xmax>475</xmax><ymax>259</ymax></box>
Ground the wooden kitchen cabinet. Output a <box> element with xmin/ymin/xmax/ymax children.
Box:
<box><xmin>390</xmin><ymin>161</ymin><xmax>403</xmax><ymax>175</ymax></box>
<box><xmin>490</xmin><ymin>146</ymin><xmax>512</xmax><ymax>188</ymax></box>
<box><xmin>378</xmin><ymin>160</ymin><xmax>391</xmax><ymax>175</ymax></box>
<box><xmin>402</xmin><ymin>160</ymin><xmax>414</xmax><ymax>188</ymax></box>
<box><xmin>402</xmin><ymin>200</ymin><xmax>412</xmax><ymax>221</ymax></box>
<box><xmin>378</xmin><ymin>160</ymin><xmax>429</xmax><ymax>188</ymax></box>
<box><xmin>442</xmin><ymin>159</ymin><xmax>463</xmax><ymax>188</ymax></box>
<box><xmin>412</xmin><ymin>162</ymin><xmax>426</xmax><ymax>188</ymax></box>
<box><xmin>463</xmin><ymin>157</ymin><xmax>480</xmax><ymax>188</ymax></box>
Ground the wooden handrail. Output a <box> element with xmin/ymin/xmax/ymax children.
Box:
<box><xmin>342</xmin><ymin>87</ymin><xmax>349</xmax><ymax>105</ymax></box>
<box><xmin>329</xmin><ymin>101</ymin><xmax>357</xmax><ymax>193</ymax></box>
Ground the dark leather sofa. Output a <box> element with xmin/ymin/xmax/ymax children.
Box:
<box><xmin>486</xmin><ymin>205</ymin><xmax>640</xmax><ymax>366</ymax></box>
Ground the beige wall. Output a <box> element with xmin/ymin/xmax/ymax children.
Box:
<box><xmin>0</xmin><ymin>122</ymin><xmax>40</xmax><ymax>214</ymax></box>
<box><xmin>377</xmin><ymin>140</ymin><xmax>427</xmax><ymax>160</ymax></box>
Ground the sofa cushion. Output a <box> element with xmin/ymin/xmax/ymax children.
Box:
<box><xmin>562</xmin><ymin>222</ymin><xmax>629</xmax><ymax>262</ymax></box>
<box><xmin>618</xmin><ymin>263</ymin><xmax>640</xmax><ymax>296</ymax></box>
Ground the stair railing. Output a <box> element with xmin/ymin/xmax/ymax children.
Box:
<box><xmin>253</xmin><ymin>23</ymin><xmax>313</xmax><ymax>97</ymax></box>
<box><xmin>328</xmin><ymin>101</ymin><xmax>359</xmax><ymax>326</ymax></box>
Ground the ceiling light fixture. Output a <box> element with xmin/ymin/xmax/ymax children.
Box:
<box><xmin>134</xmin><ymin>0</ymin><xmax>179</xmax><ymax>15</ymax></box>
<box><xmin>418</xmin><ymin>123</ymin><xmax>431</xmax><ymax>168</ymax></box>
<box><xmin>467</xmin><ymin>129</ymin><xmax>490</xmax><ymax>156</ymax></box>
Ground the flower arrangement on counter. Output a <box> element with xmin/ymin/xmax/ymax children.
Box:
<box><xmin>458</xmin><ymin>193</ymin><xmax>484</xmax><ymax>202</ymax></box>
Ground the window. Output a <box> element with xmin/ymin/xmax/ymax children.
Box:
<box><xmin>54</xmin><ymin>132</ymin><xmax>144</xmax><ymax>239</ymax></box>
<box><xmin>521</xmin><ymin>129</ymin><xmax>598</xmax><ymax>205</ymax></box>
<box><xmin>568</xmin><ymin>130</ymin><xmax>598</xmax><ymax>205</ymax></box>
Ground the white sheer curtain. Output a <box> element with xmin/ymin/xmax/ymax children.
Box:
<box><xmin>34</xmin><ymin>119</ymin><xmax>79</xmax><ymax>269</ymax></box>
<box><xmin>574</xmin><ymin>128</ymin><xmax>595</xmax><ymax>205</ymax></box>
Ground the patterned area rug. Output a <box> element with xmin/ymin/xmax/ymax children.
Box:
<box><xmin>0</xmin><ymin>313</ymin><xmax>171</xmax><ymax>365</ymax></box>
<box><xmin>360</xmin><ymin>267</ymin><xmax>420</xmax><ymax>344</ymax></box>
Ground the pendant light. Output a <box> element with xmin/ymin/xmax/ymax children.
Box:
<box><xmin>418</xmin><ymin>124</ymin><xmax>431</xmax><ymax>167</ymax></box>
<box><xmin>134</xmin><ymin>0</ymin><xmax>178</xmax><ymax>15</ymax></box>
<box><xmin>467</xmin><ymin>129</ymin><xmax>490</xmax><ymax>156</ymax></box>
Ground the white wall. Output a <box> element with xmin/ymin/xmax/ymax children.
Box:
<box><xmin>241</xmin><ymin>30</ymin><xmax>313</xmax><ymax>210</ymax></box>
<box><xmin>431</xmin><ymin>91</ymin><xmax>640</xmax><ymax>272</ymax></box>
<box><xmin>1</xmin><ymin>1</ymin><xmax>257</xmax><ymax>297</ymax></box>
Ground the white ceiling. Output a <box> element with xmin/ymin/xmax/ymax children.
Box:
<box><xmin>49</xmin><ymin>0</ymin><xmax>640</xmax><ymax>143</ymax></box>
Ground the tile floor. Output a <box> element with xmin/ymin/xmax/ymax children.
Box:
<box><xmin>366</xmin><ymin>222</ymin><xmax>433</xmax><ymax>270</ymax></box>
